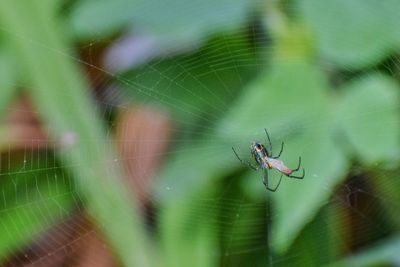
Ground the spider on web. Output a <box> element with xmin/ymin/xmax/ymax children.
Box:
<box><xmin>232</xmin><ymin>129</ymin><xmax>305</xmax><ymax>192</ymax></box>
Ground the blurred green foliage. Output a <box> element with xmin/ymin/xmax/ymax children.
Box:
<box><xmin>69</xmin><ymin>0</ymin><xmax>256</xmax><ymax>45</ymax></box>
<box><xmin>299</xmin><ymin>0</ymin><xmax>400</xmax><ymax>69</ymax></box>
<box><xmin>0</xmin><ymin>0</ymin><xmax>400</xmax><ymax>266</ymax></box>
<box><xmin>0</xmin><ymin>152</ymin><xmax>75</xmax><ymax>261</ymax></box>
<box><xmin>0</xmin><ymin>1</ymin><xmax>151</xmax><ymax>266</ymax></box>
<box><xmin>121</xmin><ymin>34</ymin><xmax>261</xmax><ymax>136</ymax></box>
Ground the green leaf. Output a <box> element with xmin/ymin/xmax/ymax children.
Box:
<box><xmin>368</xmin><ymin>169</ymin><xmax>400</xmax><ymax>227</ymax></box>
<box><xmin>336</xmin><ymin>74</ymin><xmax>400</xmax><ymax>164</ymax></box>
<box><xmin>218</xmin><ymin>187</ymin><xmax>268</xmax><ymax>267</ymax></box>
<box><xmin>0</xmin><ymin>185</ymin><xmax>74</xmax><ymax>261</ymax></box>
<box><xmin>0</xmin><ymin>153</ymin><xmax>74</xmax><ymax>260</ymax></box>
<box><xmin>298</xmin><ymin>0</ymin><xmax>400</xmax><ymax>69</ymax></box>
<box><xmin>275</xmin><ymin>204</ymin><xmax>346</xmax><ymax>266</ymax></box>
<box><xmin>69</xmin><ymin>0</ymin><xmax>256</xmax><ymax>44</ymax></box>
<box><xmin>272</xmin><ymin>130</ymin><xmax>348</xmax><ymax>253</ymax></box>
<box><xmin>0</xmin><ymin>2</ymin><xmax>152</xmax><ymax>266</ymax></box>
<box><xmin>159</xmin><ymin>192</ymin><xmax>218</xmax><ymax>267</ymax></box>
<box><xmin>68</xmin><ymin>0</ymin><xmax>137</xmax><ymax>39</ymax></box>
<box><xmin>155</xmin><ymin>140</ymin><xmax>235</xmax><ymax>202</ymax></box>
<box><xmin>327</xmin><ymin>235</ymin><xmax>400</xmax><ymax>267</ymax></box>
<box><xmin>217</xmin><ymin>61</ymin><xmax>327</xmax><ymax>139</ymax></box>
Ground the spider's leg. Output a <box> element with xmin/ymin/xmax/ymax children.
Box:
<box><xmin>232</xmin><ymin>147</ymin><xmax>258</xmax><ymax>171</ymax></box>
<box><xmin>264</xmin><ymin>128</ymin><xmax>273</xmax><ymax>157</ymax></box>
<box><xmin>287</xmin><ymin>168</ymin><xmax>305</xmax><ymax>179</ymax></box>
<box><xmin>264</xmin><ymin>171</ymin><xmax>283</xmax><ymax>192</ymax></box>
<box><xmin>292</xmin><ymin>156</ymin><xmax>302</xmax><ymax>171</ymax></box>
<box><xmin>272</xmin><ymin>142</ymin><xmax>284</xmax><ymax>159</ymax></box>
<box><xmin>262</xmin><ymin>170</ymin><xmax>268</xmax><ymax>188</ymax></box>
<box><xmin>284</xmin><ymin>157</ymin><xmax>304</xmax><ymax>179</ymax></box>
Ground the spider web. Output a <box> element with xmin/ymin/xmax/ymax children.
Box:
<box><xmin>0</xmin><ymin>1</ymin><xmax>399</xmax><ymax>266</ymax></box>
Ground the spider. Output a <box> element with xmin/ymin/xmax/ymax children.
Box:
<box><xmin>232</xmin><ymin>129</ymin><xmax>305</xmax><ymax>192</ymax></box>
